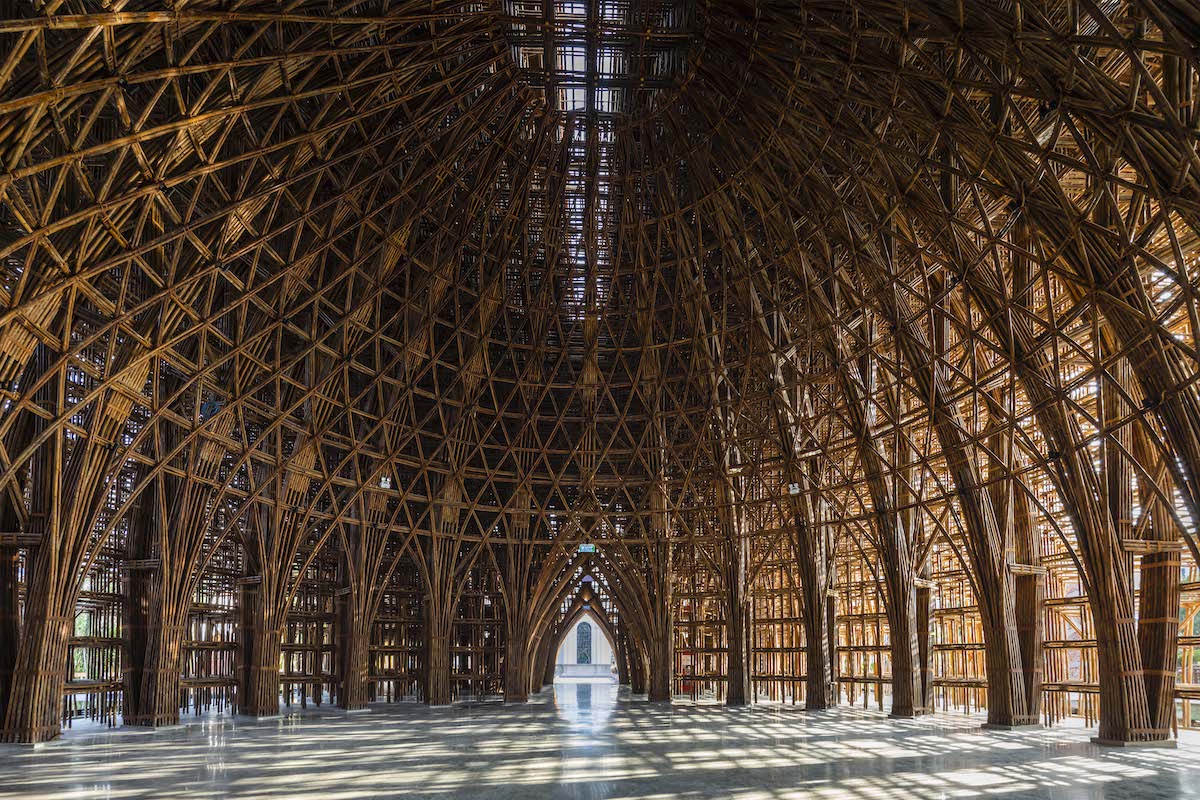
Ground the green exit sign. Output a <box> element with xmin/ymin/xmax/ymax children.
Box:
<box><xmin>577</xmin><ymin>543</ymin><xmax>597</xmax><ymax>553</ymax></box>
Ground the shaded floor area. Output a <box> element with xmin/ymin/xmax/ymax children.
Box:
<box><xmin>1</xmin><ymin>680</ymin><xmax>1197</xmax><ymax>799</ymax></box>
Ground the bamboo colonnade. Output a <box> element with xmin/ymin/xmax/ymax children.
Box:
<box><xmin>0</xmin><ymin>0</ymin><xmax>1199</xmax><ymax>748</ymax></box>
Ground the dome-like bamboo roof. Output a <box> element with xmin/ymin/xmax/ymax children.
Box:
<box><xmin>1</xmin><ymin>0</ymin><xmax>1198</xmax><ymax>744</ymax></box>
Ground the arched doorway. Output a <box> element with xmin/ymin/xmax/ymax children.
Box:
<box><xmin>555</xmin><ymin>613</ymin><xmax>615</xmax><ymax>679</ymax></box>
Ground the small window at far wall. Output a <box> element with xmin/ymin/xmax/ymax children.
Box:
<box><xmin>577</xmin><ymin>621</ymin><xmax>593</xmax><ymax>664</ymax></box>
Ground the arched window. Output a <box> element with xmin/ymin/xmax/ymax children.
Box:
<box><xmin>576</xmin><ymin>621</ymin><xmax>593</xmax><ymax>664</ymax></box>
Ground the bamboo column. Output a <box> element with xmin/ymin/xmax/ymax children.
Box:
<box><xmin>786</xmin><ymin>460</ymin><xmax>837</xmax><ymax>710</ymax></box>
<box><xmin>125</xmin><ymin>397</ymin><xmax>238</xmax><ymax>727</ymax></box>
<box><xmin>2</xmin><ymin>347</ymin><xmax>150</xmax><ymax>742</ymax></box>
<box><xmin>238</xmin><ymin>577</ymin><xmax>284</xmax><ymax>717</ymax></box>
<box><xmin>335</xmin><ymin>583</ymin><xmax>371</xmax><ymax>711</ymax></box>
<box><xmin>123</xmin><ymin>470</ymin><xmax>172</xmax><ymax>726</ymax></box>
<box><xmin>497</xmin><ymin>396</ymin><xmax>543</xmax><ymax>704</ymax></box>
<box><xmin>499</xmin><ymin>488</ymin><xmax>535</xmax><ymax>704</ymax></box>
<box><xmin>628</xmin><ymin>645</ymin><xmax>648</xmax><ymax>696</ymax></box>
<box><xmin>421</xmin><ymin>494</ymin><xmax>462</xmax><ymax>707</ymax></box>
<box><xmin>336</xmin><ymin>486</ymin><xmax>397</xmax><ymax>714</ymax></box>
<box><xmin>0</xmin><ymin>538</ymin><xmax>19</xmax><ymax>725</ymax></box>
<box><xmin>646</xmin><ymin>478</ymin><xmax>675</xmax><ymax>702</ymax></box>
<box><xmin>1013</xmin><ymin>478</ymin><xmax>1045</xmax><ymax>724</ymax></box>
<box><xmin>915</xmin><ymin>563</ymin><xmax>934</xmax><ymax>713</ymax></box>
<box><xmin>1132</xmin><ymin>414</ymin><xmax>1183</xmax><ymax>739</ymax></box>
<box><xmin>720</xmin><ymin>489</ymin><xmax>753</xmax><ymax>706</ymax></box>
<box><xmin>830</xmin><ymin>311</ymin><xmax>926</xmax><ymax>718</ymax></box>
<box><xmin>3</xmin><ymin>577</ymin><xmax>71</xmax><ymax>742</ymax></box>
<box><xmin>236</xmin><ymin>433</ymin><xmax>331</xmax><ymax>718</ymax></box>
<box><xmin>542</xmin><ymin>633</ymin><xmax>559</xmax><ymax>689</ymax></box>
<box><xmin>615</xmin><ymin>627</ymin><xmax>631</xmax><ymax>686</ymax></box>
<box><xmin>647</xmin><ymin>590</ymin><xmax>675</xmax><ymax>702</ymax></box>
<box><xmin>528</xmin><ymin>634</ymin><xmax>547</xmax><ymax>694</ymax></box>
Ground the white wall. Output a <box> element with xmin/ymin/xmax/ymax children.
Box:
<box><xmin>556</xmin><ymin>614</ymin><xmax>613</xmax><ymax>667</ymax></box>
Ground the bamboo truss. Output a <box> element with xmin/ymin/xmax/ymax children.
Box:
<box><xmin>0</xmin><ymin>0</ymin><xmax>1198</xmax><ymax>751</ymax></box>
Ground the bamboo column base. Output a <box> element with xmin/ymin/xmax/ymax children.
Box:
<box><xmin>503</xmin><ymin>637</ymin><xmax>529</xmax><ymax>703</ymax></box>
<box><xmin>887</xmin><ymin>708</ymin><xmax>929</xmax><ymax>719</ymax></box>
<box><xmin>1</xmin><ymin>618</ymin><xmax>70</xmax><ymax>744</ymax></box>
<box><xmin>337</xmin><ymin>631</ymin><xmax>371</xmax><ymax>712</ymax></box>
<box><xmin>237</xmin><ymin>707</ymin><xmax>283</xmax><ymax>718</ymax></box>
<box><xmin>1091</xmin><ymin>737</ymin><xmax>1176</xmax><ymax>748</ymax></box>
<box><xmin>647</xmin><ymin>658</ymin><xmax>672</xmax><ymax>703</ymax></box>
<box><xmin>124</xmin><ymin>712</ymin><xmax>182</xmax><ymax>728</ymax></box>
<box><xmin>337</xmin><ymin>684</ymin><xmax>370</xmax><ymax>711</ymax></box>
<box><xmin>981</xmin><ymin>720</ymin><xmax>1042</xmax><ymax>731</ymax></box>
<box><xmin>504</xmin><ymin>668</ymin><xmax>530</xmax><ymax>703</ymax></box>
<box><xmin>0</xmin><ymin>723</ymin><xmax>61</xmax><ymax>745</ymax></box>
<box><xmin>238</xmin><ymin>660</ymin><xmax>282</xmax><ymax>718</ymax></box>
<box><xmin>424</xmin><ymin>629</ymin><xmax>452</xmax><ymax>706</ymax></box>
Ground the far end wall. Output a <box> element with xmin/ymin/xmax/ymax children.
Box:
<box><xmin>556</xmin><ymin>615</ymin><xmax>614</xmax><ymax>678</ymax></box>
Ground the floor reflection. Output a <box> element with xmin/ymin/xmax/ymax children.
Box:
<box><xmin>2</xmin><ymin>694</ymin><xmax>1198</xmax><ymax>799</ymax></box>
<box><xmin>553</xmin><ymin>677</ymin><xmax>618</xmax><ymax>731</ymax></box>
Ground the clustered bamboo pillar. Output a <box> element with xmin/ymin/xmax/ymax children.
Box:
<box><xmin>238</xmin><ymin>578</ymin><xmax>283</xmax><ymax>717</ymax></box>
<box><xmin>335</xmin><ymin>488</ymin><xmax>396</xmax><ymax>714</ymax></box>
<box><xmin>720</xmin><ymin>493</ymin><xmax>753</xmax><ymax>707</ymax></box>
<box><xmin>420</xmin><ymin>498</ymin><xmax>462</xmax><ymax>707</ymax></box>
<box><xmin>786</xmin><ymin>462</ymin><xmax>836</xmax><ymax>711</ymax></box>
<box><xmin>0</xmin><ymin>539</ymin><xmax>21</xmax><ymax>726</ymax></box>
<box><xmin>499</xmin><ymin>487</ymin><xmax>536</xmax><ymax>704</ymax></box>
<box><xmin>498</xmin><ymin>407</ymin><xmax>543</xmax><ymax>704</ymax></box>
<box><xmin>123</xmin><ymin>476</ymin><xmax>186</xmax><ymax>727</ymax></box>
<box><xmin>336</xmin><ymin>585</ymin><xmax>372</xmax><ymax>711</ymax></box>
<box><xmin>642</xmin><ymin>476</ymin><xmax>675</xmax><ymax>703</ymax></box>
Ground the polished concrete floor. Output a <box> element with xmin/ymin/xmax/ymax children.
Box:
<box><xmin>1</xmin><ymin>680</ymin><xmax>1197</xmax><ymax>799</ymax></box>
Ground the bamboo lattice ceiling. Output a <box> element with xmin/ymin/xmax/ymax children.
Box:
<box><xmin>0</xmin><ymin>0</ymin><xmax>1199</xmax><ymax>745</ymax></box>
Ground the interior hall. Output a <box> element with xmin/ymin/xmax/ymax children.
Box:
<box><xmin>0</xmin><ymin>1</ymin><xmax>1199</xmax><ymax>798</ymax></box>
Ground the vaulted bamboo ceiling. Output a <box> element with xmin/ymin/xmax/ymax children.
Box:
<box><xmin>2</xmin><ymin>1</ymin><xmax>1197</xmax><ymax>545</ymax></box>
<box><xmin>4</xmin><ymin>0</ymin><xmax>1200</xmax><ymax>535</ymax></box>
